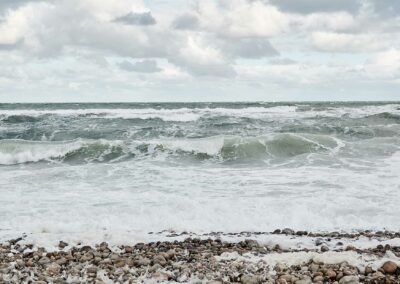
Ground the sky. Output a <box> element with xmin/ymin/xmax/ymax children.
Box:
<box><xmin>0</xmin><ymin>0</ymin><xmax>399</xmax><ymax>102</ymax></box>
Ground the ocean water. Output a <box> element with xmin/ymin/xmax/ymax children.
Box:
<box><xmin>0</xmin><ymin>102</ymin><xmax>400</xmax><ymax>244</ymax></box>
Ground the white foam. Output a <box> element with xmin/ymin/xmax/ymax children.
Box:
<box><xmin>1</xmin><ymin>104</ymin><xmax>398</xmax><ymax>122</ymax></box>
<box><xmin>0</xmin><ymin>140</ymin><xmax>82</xmax><ymax>165</ymax></box>
<box><xmin>216</xmin><ymin>250</ymin><xmax>400</xmax><ymax>274</ymax></box>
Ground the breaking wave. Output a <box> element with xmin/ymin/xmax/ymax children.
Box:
<box><xmin>0</xmin><ymin>134</ymin><xmax>344</xmax><ymax>165</ymax></box>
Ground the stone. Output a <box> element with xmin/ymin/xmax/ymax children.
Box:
<box><xmin>38</xmin><ymin>256</ymin><xmax>51</xmax><ymax>265</ymax></box>
<box><xmin>382</xmin><ymin>261</ymin><xmax>398</xmax><ymax>274</ymax></box>
<box><xmin>321</xmin><ymin>245</ymin><xmax>329</xmax><ymax>252</ymax></box>
<box><xmin>149</xmin><ymin>263</ymin><xmax>162</xmax><ymax>273</ymax></box>
<box><xmin>364</xmin><ymin>265</ymin><xmax>374</xmax><ymax>274</ymax></box>
<box><xmin>86</xmin><ymin>266</ymin><xmax>97</xmax><ymax>274</ymax></box>
<box><xmin>244</xmin><ymin>239</ymin><xmax>259</xmax><ymax>248</ymax></box>
<box><xmin>313</xmin><ymin>275</ymin><xmax>324</xmax><ymax>282</ymax></box>
<box><xmin>153</xmin><ymin>254</ymin><xmax>167</xmax><ymax>266</ymax></box>
<box><xmin>15</xmin><ymin>259</ymin><xmax>25</xmax><ymax>268</ymax></box>
<box><xmin>241</xmin><ymin>274</ymin><xmax>259</xmax><ymax>284</ymax></box>
<box><xmin>46</xmin><ymin>263</ymin><xmax>61</xmax><ymax>275</ymax></box>
<box><xmin>58</xmin><ymin>241</ymin><xmax>68</xmax><ymax>249</ymax></box>
<box><xmin>371</xmin><ymin>271</ymin><xmax>385</xmax><ymax>279</ymax></box>
<box><xmin>152</xmin><ymin>271</ymin><xmax>171</xmax><ymax>281</ymax></box>
<box><xmin>57</xmin><ymin>257</ymin><xmax>67</xmax><ymax>266</ymax></box>
<box><xmin>114</xmin><ymin>259</ymin><xmax>126</xmax><ymax>268</ymax></box>
<box><xmin>136</xmin><ymin>256</ymin><xmax>151</xmax><ymax>266</ymax></box>
<box><xmin>124</xmin><ymin>246</ymin><xmax>133</xmax><ymax>253</ymax></box>
<box><xmin>282</xmin><ymin>228</ymin><xmax>295</xmax><ymax>235</ymax></box>
<box><xmin>279</xmin><ymin>274</ymin><xmax>292</xmax><ymax>282</ymax></box>
<box><xmin>326</xmin><ymin>269</ymin><xmax>337</xmax><ymax>279</ymax></box>
<box><xmin>339</xmin><ymin>275</ymin><xmax>359</xmax><ymax>284</ymax></box>
<box><xmin>295</xmin><ymin>278</ymin><xmax>312</xmax><ymax>284</ymax></box>
<box><xmin>309</xmin><ymin>263</ymin><xmax>319</xmax><ymax>272</ymax></box>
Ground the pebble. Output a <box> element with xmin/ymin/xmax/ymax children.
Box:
<box><xmin>339</xmin><ymin>275</ymin><xmax>359</xmax><ymax>284</ymax></box>
<box><xmin>382</xmin><ymin>260</ymin><xmax>398</xmax><ymax>274</ymax></box>
<box><xmin>0</xmin><ymin>231</ymin><xmax>399</xmax><ymax>283</ymax></box>
<box><xmin>241</xmin><ymin>274</ymin><xmax>259</xmax><ymax>284</ymax></box>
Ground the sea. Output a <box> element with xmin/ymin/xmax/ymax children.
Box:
<box><xmin>0</xmin><ymin>102</ymin><xmax>399</xmax><ymax>244</ymax></box>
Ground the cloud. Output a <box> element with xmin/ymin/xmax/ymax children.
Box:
<box><xmin>0</xmin><ymin>0</ymin><xmax>399</xmax><ymax>101</ymax></box>
<box><xmin>311</xmin><ymin>32</ymin><xmax>387</xmax><ymax>53</ymax></box>
<box><xmin>118</xmin><ymin>60</ymin><xmax>162</xmax><ymax>73</ymax></box>
<box><xmin>269</xmin><ymin>58</ymin><xmax>297</xmax><ymax>65</ymax></box>
<box><xmin>369</xmin><ymin>0</ymin><xmax>400</xmax><ymax>17</ymax></box>
<box><xmin>0</xmin><ymin>39</ymin><xmax>23</xmax><ymax>50</ymax></box>
<box><xmin>113</xmin><ymin>11</ymin><xmax>156</xmax><ymax>26</ymax></box>
<box><xmin>268</xmin><ymin>0</ymin><xmax>361</xmax><ymax>14</ymax></box>
<box><xmin>221</xmin><ymin>37</ymin><xmax>279</xmax><ymax>58</ymax></box>
<box><xmin>169</xmin><ymin>36</ymin><xmax>236</xmax><ymax>77</ymax></box>
<box><xmin>172</xmin><ymin>13</ymin><xmax>199</xmax><ymax>30</ymax></box>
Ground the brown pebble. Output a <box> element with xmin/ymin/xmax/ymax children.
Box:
<box><xmin>382</xmin><ymin>261</ymin><xmax>398</xmax><ymax>274</ymax></box>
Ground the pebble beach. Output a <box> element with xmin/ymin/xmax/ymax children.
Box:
<box><xmin>1</xmin><ymin>230</ymin><xmax>400</xmax><ymax>284</ymax></box>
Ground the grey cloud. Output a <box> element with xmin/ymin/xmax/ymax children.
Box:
<box><xmin>269</xmin><ymin>0</ymin><xmax>361</xmax><ymax>14</ymax></box>
<box><xmin>0</xmin><ymin>0</ymin><xmax>52</xmax><ymax>12</ymax></box>
<box><xmin>118</xmin><ymin>60</ymin><xmax>162</xmax><ymax>73</ymax></box>
<box><xmin>369</xmin><ymin>0</ymin><xmax>400</xmax><ymax>17</ymax></box>
<box><xmin>269</xmin><ymin>58</ymin><xmax>297</xmax><ymax>65</ymax></box>
<box><xmin>172</xmin><ymin>14</ymin><xmax>199</xmax><ymax>30</ymax></box>
<box><xmin>0</xmin><ymin>39</ymin><xmax>24</xmax><ymax>50</ymax></box>
<box><xmin>222</xmin><ymin>38</ymin><xmax>279</xmax><ymax>59</ymax></box>
<box><xmin>170</xmin><ymin>57</ymin><xmax>236</xmax><ymax>78</ymax></box>
<box><xmin>113</xmin><ymin>12</ymin><xmax>156</xmax><ymax>26</ymax></box>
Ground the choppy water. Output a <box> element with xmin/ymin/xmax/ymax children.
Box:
<box><xmin>1</xmin><ymin>102</ymin><xmax>400</xmax><ymax>243</ymax></box>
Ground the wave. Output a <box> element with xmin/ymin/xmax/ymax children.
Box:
<box><xmin>0</xmin><ymin>134</ymin><xmax>343</xmax><ymax>165</ymax></box>
<box><xmin>1</xmin><ymin>104</ymin><xmax>399</xmax><ymax>123</ymax></box>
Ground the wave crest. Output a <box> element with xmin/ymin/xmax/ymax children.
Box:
<box><xmin>0</xmin><ymin>134</ymin><xmax>343</xmax><ymax>165</ymax></box>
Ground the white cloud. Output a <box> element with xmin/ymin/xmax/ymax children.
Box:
<box><xmin>170</xmin><ymin>36</ymin><xmax>236</xmax><ymax>77</ymax></box>
<box><xmin>311</xmin><ymin>32</ymin><xmax>387</xmax><ymax>53</ymax></box>
<box><xmin>118</xmin><ymin>60</ymin><xmax>162</xmax><ymax>73</ymax></box>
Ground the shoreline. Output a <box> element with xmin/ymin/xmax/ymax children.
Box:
<box><xmin>1</xmin><ymin>230</ymin><xmax>400</xmax><ymax>283</ymax></box>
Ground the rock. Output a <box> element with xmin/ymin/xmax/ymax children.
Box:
<box><xmin>313</xmin><ymin>275</ymin><xmax>324</xmax><ymax>282</ymax></box>
<box><xmin>152</xmin><ymin>271</ymin><xmax>171</xmax><ymax>281</ymax></box>
<box><xmin>295</xmin><ymin>279</ymin><xmax>312</xmax><ymax>284</ymax></box>
<box><xmin>245</xmin><ymin>239</ymin><xmax>259</xmax><ymax>248</ymax></box>
<box><xmin>56</xmin><ymin>257</ymin><xmax>67</xmax><ymax>266</ymax></box>
<box><xmin>371</xmin><ymin>271</ymin><xmax>385</xmax><ymax>279</ymax></box>
<box><xmin>58</xmin><ymin>241</ymin><xmax>68</xmax><ymax>249</ymax></box>
<box><xmin>326</xmin><ymin>269</ymin><xmax>337</xmax><ymax>279</ymax></box>
<box><xmin>114</xmin><ymin>259</ymin><xmax>126</xmax><ymax>268</ymax></box>
<box><xmin>15</xmin><ymin>259</ymin><xmax>25</xmax><ymax>268</ymax></box>
<box><xmin>321</xmin><ymin>245</ymin><xmax>329</xmax><ymax>252</ymax></box>
<box><xmin>339</xmin><ymin>275</ymin><xmax>359</xmax><ymax>284</ymax></box>
<box><xmin>38</xmin><ymin>256</ymin><xmax>51</xmax><ymax>265</ymax></box>
<box><xmin>309</xmin><ymin>263</ymin><xmax>319</xmax><ymax>272</ymax></box>
<box><xmin>86</xmin><ymin>266</ymin><xmax>97</xmax><ymax>274</ymax></box>
<box><xmin>279</xmin><ymin>274</ymin><xmax>293</xmax><ymax>282</ymax></box>
<box><xmin>149</xmin><ymin>263</ymin><xmax>162</xmax><ymax>273</ymax></box>
<box><xmin>124</xmin><ymin>246</ymin><xmax>133</xmax><ymax>253</ymax></box>
<box><xmin>241</xmin><ymin>274</ymin><xmax>259</xmax><ymax>284</ymax></box>
<box><xmin>46</xmin><ymin>263</ymin><xmax>61</xmax><ymax>275</ymax></box>
<box><xmin>165</xmin><ymin>249</ymin><xmax>176</xmax><ymax>259</ymax></box>
<box><xmin>364</xmin><ymin>265</ymin><xmax>374</xmax><ymax>274</ymax></box>
<box><xmin>274</xmin><ymin>263</ymin><xmax>287</xmax><ymax>272</ymax></box>
<box><xmin>80</xmin><ymin>253</ymin><xmax>93</xmax><ymax>262</ymax></box>
<box><xmin>382</xmin><ymin>261</ymin><xmax>398</xmax><ymax>274</ymax></box>
<box><xmin>315</xmin><ymin>238</ymin><xmax>324</xmax><ymax>246</ymax></box>
<box><xmin>153</xmin><ymin>254</ymin><xmax>167</xmax><ymax>266</ymax></box>
<box><xmin>282</xmin><ymin>228</ymin><xmax>295</xmax><ymax>235</ymax></box>
<box><xmin>135</xmin><ymin>256</ymin><xmax>151</xmax><ymax>266</ymax></box>
<box><xmin>25</xmin><ymin>259</ymin><xmax>33</xmax><ymax>267</ymax></box>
